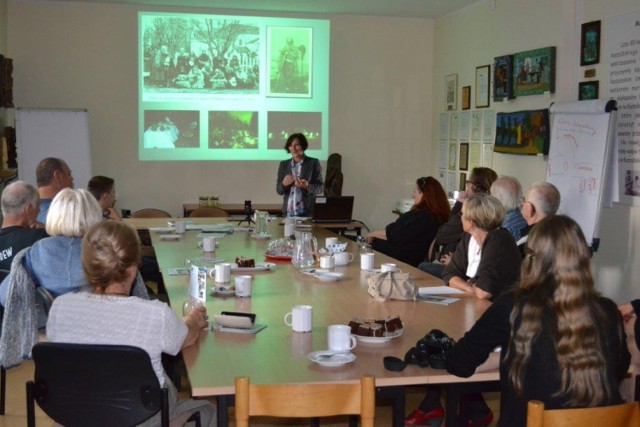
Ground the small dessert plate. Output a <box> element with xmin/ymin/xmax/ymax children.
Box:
<box><xmin>231</xmin><ymin>262</ymin><xmax>276</xmax><ymax>272</ymax></box>
<box><xmin>354</xmin><ymin>328</ymin><xmax>403</xmax><ymax>344</ymax></box>
<box><xmin>211</xmin><ymin>286</ymin><xmax>235</xmax><ymax>296</ymax></box>
<box><xmin>307</xmin><ymin>351</ymin><xmax>356</xmax><ymax>367</ymax></box>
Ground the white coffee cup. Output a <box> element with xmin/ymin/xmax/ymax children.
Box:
<box><xmin>325</xmin><ymin>237</ymin><xmax>339</xmax><ymax>247</ymax></box>
<box><xmin>360</xmin><ymin>253</ymin><xmax>375</xmax><ymax>270</ymax></box>
<box><xmin>284</xmin><ymin>305</ymin><xmax>313</xmax><ymax>333</ymax></box>
<box><xmin>327</xmin><ymin>324</ymin><xmax>357</xmax><ymax>353</ymax></box>
<box><xmin>333</xmin><ymin>252</ymin><xmax>354</xmax><ymax>266</ymax></box>
<box><xmin>381</xmin><ymin>263</ymin><xmax>397</xmax><ymax>272</ymax></box>
<box><xmin>234</xmin><ymin>275</ymin><xmax>252</xmax><ymax>297</ymax></box>
<box><xmin>174</xmin><ymin>220</ymin><xmax>187</xmax><ymax>234</ymax></box>
<box><xmin>284</xmin><ymin>217</ymin><xmax>296</xmax><ymax>226</ymax></box>
<box><xmin>284</xmin><ymin>223</ymin><xmax>295</xmax><ymax>237</ymax></box>
<box><xmin>198</xmin><ymin>236</ymin><xmax>216</xmax><ymax>252</ymax></box>
<box><xmin>214</xmin><ymin>263</ymin><xmax>231</xmax><ymax>283</ymax></box>
<box><xmin>319</xmin><ymin>255</ymin><xmax>335</xmax><ymax>269</ymax></box>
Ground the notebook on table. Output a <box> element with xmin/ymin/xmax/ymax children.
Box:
<box><xmin>312</xmin><ymin>196</ymin><xmax>354</xmax><ymax>223</ymax></box>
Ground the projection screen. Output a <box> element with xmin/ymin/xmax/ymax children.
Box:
<box><xmin>139</xmin><ymin>12</ymin><xmax>330</xmax><ymax>161</ymax></box>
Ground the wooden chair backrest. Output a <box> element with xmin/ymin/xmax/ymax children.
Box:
<box><xmin>188</xmin><ymin>207</ymin><xmax>229</xmax><ymax>218</ymax></box>
<box><xmin>526</xmin><ymin>400</ymin><xmax>640</xmax><ymax>427</ymax></box>
<box><xmin>234</xmin><ymin>375</ymin><xmax>375</xmax><ymax>427</ymax></box>
<box><xmin>131</xmin><ymin>208</ymin><xmax>171</xmax><ymax>218</ymax></box>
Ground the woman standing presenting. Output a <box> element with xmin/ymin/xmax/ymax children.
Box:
<box><xmin>276</xmin><ymin>133</ymin><xmax>324</xmax><ymax>217</ymax></box>
<box><xmin>365</xmin><ymin>177</ymin><xmax>450</xmax><ymax>267</ymax></box>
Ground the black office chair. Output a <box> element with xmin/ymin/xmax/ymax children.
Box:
<box><xmin>27</xmin><ymin>342</ymin><xmax>170</xmax><ymax>427</ymax></box>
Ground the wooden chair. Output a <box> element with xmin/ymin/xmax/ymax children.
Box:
<box><xmin>234</xmin><ymin>376</ymin><xmax>375</xmax><ymax>427</ymax></box>
<box><xmin>131</xmin><ymin>208</ymin><xmax>172</xmax><ymax>218</ymax></box>
<box><xmin>188</xmin><ymin>207</ymin><xmax>229</xmax><ymax>218</ymax></box>
<box><xmin>526</xmin><ymin>400</ymin><xmax>640</xmax><ymax>427</ymax></box>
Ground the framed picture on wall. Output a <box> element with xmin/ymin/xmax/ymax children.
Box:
<box><xmin>578</xmin><ymin>81</ymin><xmax>599</xmax><ymax>100</ymax></box>
<box><xmin>445</xmin><ymin>74</ymin><xmax>458</xmax><ymax>111</ymax></box>
<box><xmin>581</xmin><ymin>20</ymin><xmax>601</xmax><ymax>66</ymax></box>
<box><xmin>462</xmin><ymin>86</ymin><xmax>471</xmax><ymax>110</ymax></box>
<box><xmin>493</xmin><ymin>55</ymin><xmax>514</xmax><ymax>101</ymax></box>
<box><xmin>459</xmin><ymin>173</ymin><xmax>467</xmax><ymax>191</ymax></box>
<box><xmin>475</xmin><ymin>65</ymin><xmax>490</xmax><ymax>108</ymax></box>
<box><xmin>459</xmin><ymin>142</ymin><xmax>469</xmax><ymax>171</ymax></box>
<box><xmin>513</xmin><ymin>47</ymin><xmax>556</xmax><ymax>96</ymax></box>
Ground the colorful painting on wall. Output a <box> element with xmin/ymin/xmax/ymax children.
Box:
<box><xmin>513</xmin><ymin>47</ymin><xmax>556</xmax><ymax>96</ymax></box>
<box><xmin>494</xmin><ymin>109</ymin><xmax>550</xmax><ymax>155</ymax></box>
<box><xmin>493</xmin><ymin>55</ymin><xmax>514</xmax><ymax>101</ymax></box>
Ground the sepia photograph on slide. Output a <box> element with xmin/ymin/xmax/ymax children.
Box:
<box><xmin>142</xmin><ymin>15</ymin><xmax>260</xmax><ymax>96</ymax></box>
<box><xmin>267</xmin><ymin>27</ymin><xmax>313</xmax><ymax>98</ymax></box>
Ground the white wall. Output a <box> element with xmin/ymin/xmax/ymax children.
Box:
<box><xmin>0</xmin><ymin>0</ymin><xmax>7</xmax><ymax>130</ymax></box>
<box><xmin>6</xmin><ymin>1</ymin><xmax>434</xmax><ymax>234</ymax></box>
<box><xmin>432</xmin><ymin>0</ymin><xmax>640</xmax><ymax>303</ymax></box>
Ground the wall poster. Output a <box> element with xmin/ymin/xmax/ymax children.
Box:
<box><xmin>606</xmin><ymin>10</ymin><xmax>640</xmax><ymax>206</ymax></box>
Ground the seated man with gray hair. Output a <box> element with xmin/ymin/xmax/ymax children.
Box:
<box><xmin>518</xmin><ymin>181</ymin><xmax>561</xmax><ymax>249</ymax></box>
<box><xmin>0</xmin><ymin>181</ymin><xmax>48</xmax><ymax>271</ymax></box>
<box><xmin>490</xmin><ymin>175</ymin><xmax>528</xmax><ymax>241</ymax></box>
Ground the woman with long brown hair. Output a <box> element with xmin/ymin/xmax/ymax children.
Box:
<box><xmin>365</xmin><ymin>176</ymin><xmax>450</xmax><ymax>267</ymax></box>
<box><xmin>444</xmin><ymin>215</ymin><xmax>630</xmax><ymax>426</ymax></box>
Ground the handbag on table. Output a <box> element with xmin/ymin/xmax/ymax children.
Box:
<box><xmin>367</xmin><ymin>269</ymin><xmax>417</xmax><ymax>301</ymax></box>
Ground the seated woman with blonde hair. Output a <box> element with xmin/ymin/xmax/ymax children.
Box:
<box><xmin>47</xmin><ymin>221</ymin><xmax>216</xmax><ymax>427</ymax></box>
<box><xmin>365</xmin><ymin>176</ymin><xmax>450</xmax><ymax>267</ymax></box>
<box><xmin>0</xmin><ymin>188</ymin><xmax>104</xmax><ymax>306</ymax></box>
<box><xmin>443</xmin><ymin>192</ymin><xmax>521</xmax><ymax>300</ymax></box>
<box><xmin>445</xmin><ymin>215</ymin><xmax>630</xmax><ymax>426</ymax></box>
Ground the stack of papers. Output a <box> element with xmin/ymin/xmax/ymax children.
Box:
<box><xmin>417</xmin><ymin>286</ymin><xmax>463</xmax><ymax>305</ymax></box>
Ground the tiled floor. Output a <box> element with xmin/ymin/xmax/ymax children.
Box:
<box><xmin>2</xmin><ymin>361</ymin><xmax>499</xmax><ymax>426</ymax></box>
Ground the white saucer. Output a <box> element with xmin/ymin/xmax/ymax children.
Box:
<box><xmin>314</xmin><ymin>272</ymin><xmax>344</xmax><ymax>282</ymax></box>
<box><xmin>159</xmin><ymin>234</ymin><xmax>181</xmax><ymax>241</ymax></box>
<box><xmin>252</xmin><ymin>233</ymin><xmax>271</xmax><ymax>240</ymax></box>
<box><xmin>354</xmin><ymin>328</ymin><xmax>403</xmax><ymax>344</ymax></box>
<box><xmin>307</xmin><ymin>351</ymin><xmax>356</xmax><ymax>367</ymax></box>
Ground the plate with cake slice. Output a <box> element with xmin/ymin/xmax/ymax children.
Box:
<box><xmin>231</xmin><ymin>262</ymin><xmax>276</xmax><ymax>272</ymax></box>
<box><xmin>349</xmin><ymin>316</ymin><xmax>404</xmax><ymax>344</ymax></box>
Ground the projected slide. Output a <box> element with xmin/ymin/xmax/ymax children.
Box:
<box><xmin>139</xmin><ymin>12</ymin><xmax>329</xmax><ymax>161</ymax></box>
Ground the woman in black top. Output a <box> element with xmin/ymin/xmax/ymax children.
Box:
<box><xmin>442</xmin><ymin>193</ymin><xmax>521</xmax><ymax>301</ymax></box>
<box><xmin>446</xmin><ymin>216</ymin><xmax>630</xmax><ymax>427</ymax></box>
<box><xmin>365</xmin><ymin>177</ymin><xmax>450</xmax><ymax>267</ymax></box>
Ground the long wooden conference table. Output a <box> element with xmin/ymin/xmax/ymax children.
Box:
<box><xmin>127</xmin><ymin>218</ymin><xmax>499</xmax><ymax>426</ymax></box>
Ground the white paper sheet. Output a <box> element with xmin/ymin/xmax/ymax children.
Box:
<box><xmin>418</xmin><ymin>286</ymin><xmax>465</xmax><ymax>295</ymax></box>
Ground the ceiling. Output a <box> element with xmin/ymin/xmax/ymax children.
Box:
<box><xmin>44</xmin><ymin>0</ymin><xmax>484</xmax><ymax>19</ymax></box>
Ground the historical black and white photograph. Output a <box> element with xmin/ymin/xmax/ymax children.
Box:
<box><xmin>142</xmin><ymin>15</ymin><xmax>260</xmax><ymax>94</ymax></box>
<box><xmin>267</xmin><ymin>27</ymin><xmax>312</xmax><ymax>97</ymax></box>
